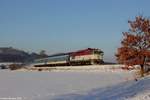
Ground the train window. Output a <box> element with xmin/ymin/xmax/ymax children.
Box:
<box><xmin>72</xmin><ymin>56</ymin><xmax>75</xmax><ymax>59</ymax></box>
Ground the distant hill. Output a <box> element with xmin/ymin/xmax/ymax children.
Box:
<box><xmin>0</xmin><ymin>47</ymin><xmax>30</xmax><ymax>62</ymax></box>
<box><xmin>0</xmin><ymin>47</ymin><xmax>48</xmax><ymax>63</ymax></box>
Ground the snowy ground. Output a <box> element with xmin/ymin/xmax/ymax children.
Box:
<box><xmin>0</xmin><ymin>67</ymin><xmax>149</xmax><ymax>100</ymax></box>
<box><xmin>53</xmin><ymin>74</ymin><xmax>150</xmax><ymax>100</ymax></box>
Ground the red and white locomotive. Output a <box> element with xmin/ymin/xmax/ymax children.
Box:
<box><xmin>34</xmin><ymin>48</ymin><xmax>104</xmax><ymax>67</ymax></box>
<box><xmin>69</xmin><ymin>48</ymin><xmax>103</xmax><ymax>65</ymax></box>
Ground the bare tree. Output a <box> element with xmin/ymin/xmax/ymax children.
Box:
<box><xmin>39</xmin><ymin>50</ymin><xmax>48</xmax><ymax>58</ymax></box>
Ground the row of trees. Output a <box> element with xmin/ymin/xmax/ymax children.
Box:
<box><xmin>116</xmin><ymin>16</ymin><xmax>150</xmax><ymax>77</ymax></box>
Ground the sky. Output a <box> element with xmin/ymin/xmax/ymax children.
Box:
<box><xmin>0</xmin><ymin>0</ymin><xmax>150</xmax><ymax>62</ymax></box>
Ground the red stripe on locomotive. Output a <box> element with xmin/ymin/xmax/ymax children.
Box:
<box><xmin>70</xmin><ymin>48</ymin><xmax>95</xmax><ymax>56</ymax></box>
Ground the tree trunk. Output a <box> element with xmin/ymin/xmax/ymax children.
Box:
<box><xmin>140</xmin><ymin>56</ymin><xmax>146</xmax><ymax>77</ymax></box>
<box><xmin>140</xmin><ymin>64</ymin><xmax>144</xmax><ymax>77</ymax></box>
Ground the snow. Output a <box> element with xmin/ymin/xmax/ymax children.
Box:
<box><xmin>0</xmin><ymin>66</ymin><xmax>149</xmax><ymax>100</ymax></box>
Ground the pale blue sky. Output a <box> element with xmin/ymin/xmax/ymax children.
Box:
<box><xmin>0</xmin><ymin>0</ymin><xmax>149</xmax><ymax>62</ymax></box>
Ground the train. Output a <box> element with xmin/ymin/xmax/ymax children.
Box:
<box><xmin>33</xmin><ymin>48</ymin><xmax>104</xmax><ymax>67</ymax></box>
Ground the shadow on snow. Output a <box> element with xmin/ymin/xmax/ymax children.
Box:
<box><xmin>52</xmin><ymin>78</ymin><xmax>150</xmax><ymax>100</ymax></box>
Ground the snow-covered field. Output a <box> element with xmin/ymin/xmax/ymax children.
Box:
<box><xmin>0</xmin><ymin>66</ymin><xmax>149</xmax><ymax>100</ymax></box>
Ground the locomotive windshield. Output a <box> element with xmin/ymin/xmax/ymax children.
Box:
<box><xmin>93</xmin><ymin>50</ymin><xmax>103</xmax><ymax>55</ymax></box>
